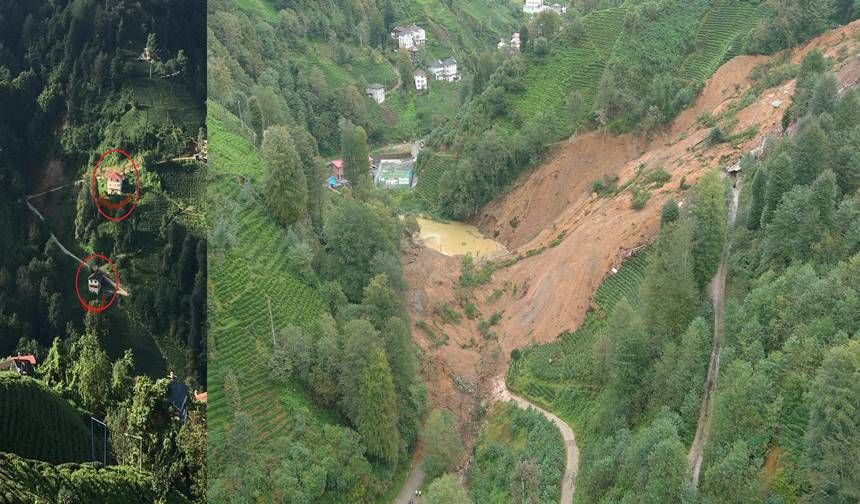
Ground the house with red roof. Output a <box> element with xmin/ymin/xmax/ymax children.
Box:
<box><xmin>106</xmin><ymin>171</ymin><xmax>123</xmax><ymax>195</ymax></box>
<box><xmin>1</xmin><ymin>354</ymin><xmax>36</xmax><ymax>376</ymax></box>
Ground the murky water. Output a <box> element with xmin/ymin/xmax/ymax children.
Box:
<box><xmin>415</xmin><ymin>217</ymin><xmax>508</xmax><ymax>259</ymax></box>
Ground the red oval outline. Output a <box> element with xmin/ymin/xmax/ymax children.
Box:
<box><xmin>74</xmin><ymin>253</ymin><xmax>119</xmax><ymax>313</ymax></box>
<box><xmin>90</xmin><ymin>148</ymin><xmax>141</xmax><ymax>222</ymax></box>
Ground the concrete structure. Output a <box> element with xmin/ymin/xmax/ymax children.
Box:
<box><xmin>375</xmin><ymin>158</ymin><xmax>415</xmax><ymax>189</ymax></box>
<box><xmin>106</xmin><ymin>171</ymin><xmax>123</xmax><ymax>195</ymax></box>
<box><xmin>428</xmin><ymin>57</ymin><xmax>459</xmax><ymax>82</ymax></box>
<box><xmin>365</xmin><ymin>83</ymin><xmax>386</xmax><ymax>104</ymax></box>
<box><xmin>392</xmin><ymin>25</ymin><xmax>426</xmax><ymax>50</ymax></box>
<box><xmin>414</xmin><ymin>69</ymin><xmax>428</xmax><ymax>91</ymax></box>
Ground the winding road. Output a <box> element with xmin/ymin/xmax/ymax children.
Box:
<box><xmin>493</xmin><ymin>376</ymin><xmax>579</xmax><ymax>504</ymax></box>
<box><xmin>393</xmin><ymin>376</ymin><xmax>579</xmax><ymax>504</ymax></box>
<box><xmin>687</xmin><ymin>177</ymin><xmax>741</xmax><ymax>487</ymax></box>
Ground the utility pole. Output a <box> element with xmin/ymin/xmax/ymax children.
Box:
<box><xmin>90</xmin><ymin>417</ymin><xmax>107</xmax><ymax>466</ymax></box>
<box><xmin>124</xmin><ymin>433</ymin><xmax>143</xmax><ymax>471</ymax></box>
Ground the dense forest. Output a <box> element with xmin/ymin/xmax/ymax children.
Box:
<box><xmin>0</xmin><ymin>1</ymin><xmax>206</xmax><ymax>502</ymax></box>
<box><xmin>510</xmin><ymin>49</ymin><xmax>860</xmax><ymax>502</ymax></box>
<box><xmin>419</xmin><ymin>0</ymin><xmax>860</xmax><ymax>219</ymax></box>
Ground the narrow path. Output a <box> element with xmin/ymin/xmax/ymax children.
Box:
<box><xmin>687</xmin><ymin>178</ymin><xmax>741</xmax><ymax>487</ymax></box>
<box><xmin>24</xmin><ymin>199</ymin><xmax>129</xmax><ymax>297</ymax></box>
<box><xmin>393</xmin><ymin>464</ymin><xmax>425</xmax><ymax>504</ymax></box>
<box><xmin>493</xmin><ymin>376</ymin><xmax>579</xmax><ymax>503</ymax></box>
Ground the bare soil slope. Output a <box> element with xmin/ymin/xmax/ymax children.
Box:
<box><xmin>403</xmin><ymin>21</ymin><xmax>860</xmax><ymax>437</ymax></box>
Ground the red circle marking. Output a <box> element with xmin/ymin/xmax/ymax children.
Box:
<box><xmin>90</xmin><ymin>148</ymin><xmax>141</xmax><ymax>222</ymax></box>
<box><xmin>74</xmin><ymin>253</ymin><xmax>120</xmax><ymax>313</ymax></box>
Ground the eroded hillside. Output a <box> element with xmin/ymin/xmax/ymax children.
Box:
<box><xmin>403</xmin><ymin>19</ymin><xmax>860</xmax><ymax>434</ymax></box>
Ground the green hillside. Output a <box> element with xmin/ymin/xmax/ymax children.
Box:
<box><xmin>208</xmin><ymin>0</ymin><xmax>518</xmax><ymax>152</ymax></box>
<box><xmin>206</xmin><ymin>101</ymin><xmax>327</xmax><ymax>442</ymax></box>
<box><xmin>0</xmin><ymin>374</ymin><xmax>90</xmax><ymax>465</ymax></box>
<box><xmin>0</xmin><ymin>452</ymin><xmax>190</xmax><ymax>504</ymax></box>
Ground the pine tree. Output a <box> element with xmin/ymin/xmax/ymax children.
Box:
<box><xmin>340</xmin><ymin>120</ymin><xmax>371</xmax><ymax>199</ymax></box>
<box><xmin>811</xmin><ymin>170</ymin><xmax>837</xmax><ymax>228</ymax></box>
<box><xmin>640</xmin><ymin>220</ymin><xmax>699</xmax><ymax>339</ymax></box>
<box><xmin>41</xmin><ymin>337</ymin><xmax>66</xmax><ymax>388</ymax></box>
<box><xmin>794</xmin><ymin>119</ymin><xmax>829</xmax><ymax>185</ymax></box>
<box><xmin>356</xmin><ymin>348</ymin><xmax>400</xmax><ymax>463</ymax></box>
<box><xmin>261</xmin><ymin>125</ymin><xmax>308</xmax><ymax>226</ymax></box>
<box><xmin>747</xmin><ymin>166</ymin><xmax>767</xmax><ymax>230</ymax></box>
<box><xmin>692</xmin><ymin>170</ymin><xmax>727</xmax><ymax>288</ymax></box>
<box><xmin>761</xmin><ymin>152</ymin><xmax>794</xmax><ymax>227</ymax></box>
<box><xmin>804</xmin><ymin>340</ymin><xmax>860</xmax><ymax>502</ymax></box>
<box><xmin>248</xmin><ymin>96</ymin><xmax>263</xmax><ymax>145</ymax></box>
<box><xmin>660</xmin><ymin>198</ymin><xmax>680</xmax><ymax>226</ymax></box>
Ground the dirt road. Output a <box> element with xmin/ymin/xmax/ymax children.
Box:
<box><xmin>687</xmin><ymin>178</ymin><xmax>741</xmax><ymax>487</ymax></box>
<box><xmin>393</xmin><ymin>464</ymin><xmax>425</xmax><ymax>504</ymax></box>
<box><xmin>493</xmin><ymin>377</ymin><xmax>579</xmax><ymax>503</ymax></box>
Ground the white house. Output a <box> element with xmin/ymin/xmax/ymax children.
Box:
<box><xmin>511</xmin><ymin>32</ymin><xmax>521</xmax><ymax>51</ymax></box>
<box><xmin>500</xmin><ymin>32</ymin><xmax>521</xmax><ymax>52</ymax></box>
<box><xmin>106</xmin><ymin>171</ymin><xmax>123</xmax><ymax>195</ymax></box>
<box><xmin>391</xmin><ymin>25</ymin><xmax>426</xmax><ymax>50</ymax></box>
<box><xmin>365</xmin><ymin>83</ymin><xmax>385</xmax><ymax>104</ymax></box>
<box><xmin>523</xmin><ymin>0</ymin><xmax>567</xmax><ymax>14</ymax></box>
<box><xmin>428</xmin><ymin>57</ymin><xmax>459</xmax><ymax>82</ymax></box>
<box><xmin>414</xmin><ymin>69</ymin><xmax>428</xmax><ymax>91</ymax></box>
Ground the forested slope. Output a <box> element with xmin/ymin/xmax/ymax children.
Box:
<box><xmin>0</xmin><ymin>2</ymin><xmax>206</xmax><ymax>501</ymax></box>
<box><xmin>208</xmin><ymin>0</ymin><xmax>518</xmax><ymax>152</ymax></box>
<box><xmin>207</xmin><ymin>101</ymin><xmax>426</xmax><ymax>503</ymax></box>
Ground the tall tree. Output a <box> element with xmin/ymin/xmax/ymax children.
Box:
<box><xmin>425</xmin><ymin>474</ymin><xmax>472</xmax><ymax>504</ymax></box>
<box><xmin>70</xmin><ymin>332</ymin><xmax>112</xmax><ymax>415</ymax></box>
<box><xmin>510</xmin><ymin>459</ymin><xmax>540</xmax><ymax>504</ymax></box>
<box><xmin>421</xmin><ymin>408</ymin><xmax>463</xmax><ymax>478</ymax></box>
<box><xmin>261</xmin><ymin>125</ymin><xmax>308</xmax><ymax>226</ymax></box>
<box><xmin>804</xmin><ymin>340</ymin><xmax>860</xmax><ymax>503</ymax></box>
<box><xmin>248</xmin><ymin>95</ymin><xmax>264</xmax><ymax>145</ymax></box>
<box><xmin>691</xmin><ymin>170</ymin><xmax>727</xmax><ymax>288</ymax></box>
<box><xmin>794</xmin><ymin>119</ymin><xmax>829</xmax><ymax>185</ymax></box>
<box><xmin>640</xmin><ymin>220</ymin><xmax>699</xmax><ymax>339</ymax></box>
<box><xmin>356</xmin><ymin>348</ymin><xmax>400</xmax><ymax>463</ymax></box>
<box><xmin>340</xmin><ymin>120</ymin><xmax>372</xmax><ymax>199</ymax></box>
<box><xmin>811</xmin><ymin>170</ymin><xmax>838</xmax><ymax>228</ymax></box>
<box><xmin>339</xmin><ymin>319</ymin><xmax>382</xmax><ymax>422</ymax></box>
<box><xmin>747</xmin><ymin>166</ymin><xmax>768</xmax><ymax>230</ymax></box>
<box><xmin>761</xmin><ymin>152</ymin><xmax>794</xmax><ymax>227</ymax></box>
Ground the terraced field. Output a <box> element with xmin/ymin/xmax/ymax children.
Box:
<box><xmin>206</xmin><ymin>103</ymin><xmax>327</xmax><ymax>443</ymax></box>
<box><xmin>509</xmin><ymin>6</ymin><xmax>627</xmax><ymax>137</ymax></box>
<box><xmin>0</xmin><ymin>374</ymin><xmax>90</xmax><ymax>464</ymax></box>
<box><xmin>0</xmin><ymin>452</ymin><xmax>191</xmax><ymax>504</ymax></box>
<box><xmin>679</xmin><ymin>0</ymin><xmax>765</xmax><ymax>83</ymax></box>
<box><xmin>508</xmin><ymin>250</ymin><xmax>650</xmax><ymax>413</ymax></box>
<box><xmin>414</xmin><ymin>152</ymin><xmax>457</xmax><ymax>210</ymax></box>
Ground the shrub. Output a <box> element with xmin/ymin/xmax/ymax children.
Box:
<box><xmin>631</xmin><ymin>189</ymin><xmax>651</xmax><ymax>210</ymax></box>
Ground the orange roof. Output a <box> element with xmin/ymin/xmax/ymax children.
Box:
<box><xmin>106</xmin><ymin>171</ymin><xmax>122</xmax><ymax>181</ymax></box>
<box><xmin>13</xmin><ymin>355</ymin><xmax>36</xmax><ymax>365</ymax></box>
<box><xmin>195</xmin><ymin>391</ymin><xmax>208</xmax><ymax>403</ymax></box>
